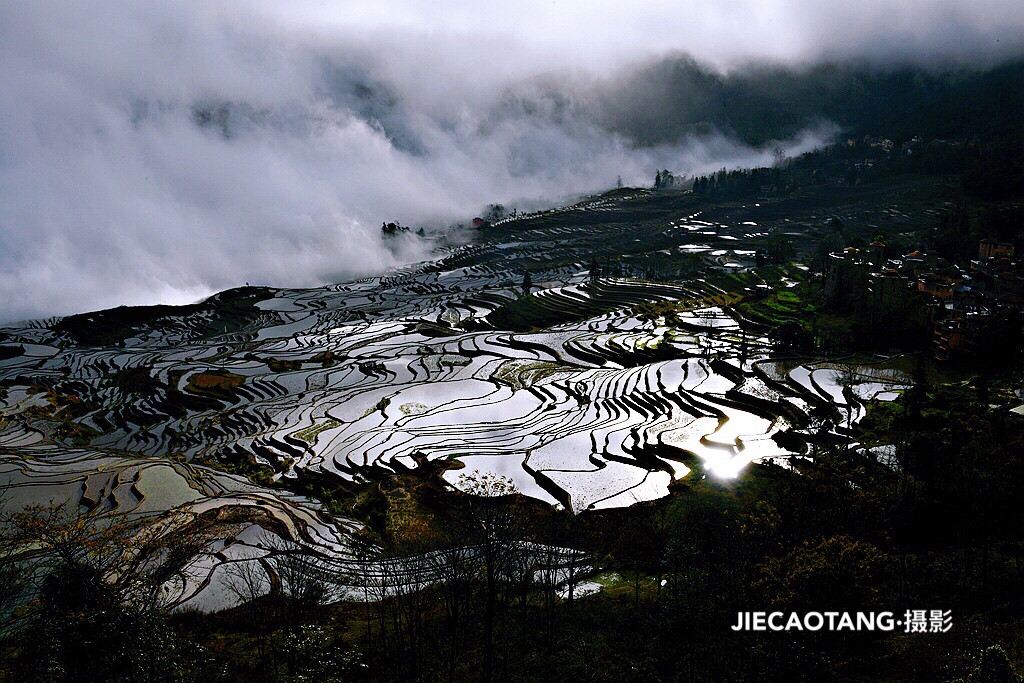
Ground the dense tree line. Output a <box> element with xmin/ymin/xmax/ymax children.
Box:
<box><xmin>595</xmin><ymin>57</ymin><xmax>1023</xmax><ymax>149</ymax></box>
<box><xmin>692</xmin><ymin>166</ymin><xmax>782</xmax><ymax>199</ymax></box>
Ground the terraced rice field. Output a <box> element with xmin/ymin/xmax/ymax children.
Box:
<box><xmin>1</xmin><ymin>182</ymin><xmax>935</xmax><ymax>607</ymax></box>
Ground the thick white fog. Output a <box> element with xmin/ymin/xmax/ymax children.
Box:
<box><xmin>1</xmin><ymin>1</ymin><xmax>1021</xmax><ymax>321</ymax></box>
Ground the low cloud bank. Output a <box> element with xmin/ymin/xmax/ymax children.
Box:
<box><xmin>6</xmin><ymin>1</ymin><xmax>1012</xmax><ymax>320</ymax></box>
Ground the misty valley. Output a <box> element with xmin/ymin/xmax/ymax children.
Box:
<box><xmin>1</xmin><ymin>6</ymin><xmax>1023</xmax><ymax>680</ymax></box>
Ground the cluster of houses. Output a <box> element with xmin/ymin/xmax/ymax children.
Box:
<box><xmin>825</xmin><ymin>238</ymin><xmax>1022</xmax><ymax>360</ymax></box>
<box><xmin>845</xmin><ymin>135</ymin><xmax>936</xmax><ymax>155</ymax></box>
<box><xmin>847</xmin><ymin>135</ymin><xmax>896</xmax><ymax>151</ymax></box>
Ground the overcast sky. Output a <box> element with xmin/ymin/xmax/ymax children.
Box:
<box><xmin>1</xmin><ymin>1</ymin><xmax>1021</xmax><ymax>322</ymax></box>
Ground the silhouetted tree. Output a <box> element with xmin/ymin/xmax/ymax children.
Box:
<box><xmin>454</xmin><ymin>473</ymin><xmax>531</xmax><ymax>683</ymax></box>
<box><xmin>3</xmin><ymin>503</ymin><xmax>209</xmax><ymax>681</ymax></box>
<box><xmin>766</xmin><ymin>233</ymin><xmax>796</xmax><ymax>264</ymax></box>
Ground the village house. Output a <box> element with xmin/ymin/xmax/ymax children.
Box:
<box><xmin>979</xmin><ymin>239</ymin><xmax>1015</xmax><ymax>260</ymax></box>
<box><xmin>934</xmin><ymin>316</ymin><xmax>977</xmax><ymax>361</ymax></box>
